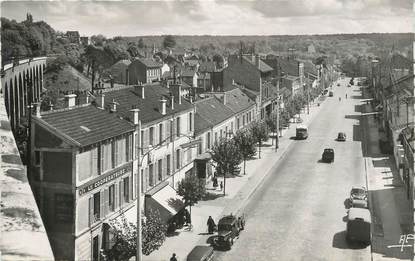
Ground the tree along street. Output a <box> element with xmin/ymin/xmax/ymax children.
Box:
<box><xmin>215</xmin><ymin>80</ymin><xmax>371</xmax><ymax>260</ymax></box>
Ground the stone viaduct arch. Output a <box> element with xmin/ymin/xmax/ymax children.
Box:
<box><xmin>1</xmin><ymin>57</ymin><xmax>47</xmax><ymax>131</ymax></box>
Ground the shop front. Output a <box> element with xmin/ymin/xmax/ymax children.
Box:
<box><xmin>145</xmin><ymin>181</ymin><xmax>185</xmax><ymax>229</ymax></box>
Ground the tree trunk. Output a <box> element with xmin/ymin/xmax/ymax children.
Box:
<box><xmin>258</xmin><ymin>141</ymin><xmax>261</xmax><ymax>159</ymax></box>
<box><xmin>189</xmin><ymin>205</ymin><xmax>192</xmax><ymax>225</ymax></box>
<box><xmin>243</xmin><ymin>159</ymin><xmax>246</xmax><ymax>175</ymax></box>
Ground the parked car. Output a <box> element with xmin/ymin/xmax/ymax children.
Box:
<box><xmin>187</xmin><ymin>245</ymin><xmax>214</xmax><ymax>261</ymax></box>
<box><xmin>351</xmin><ymin>199</ymin><xmax>368</xmax><ymax>209</ymax></box>
<box><xmin>322</xmin><ymin>148</ymin><xmax>334</xmax><ymax>162</ymax></box>
<box><xmin>323</xmin><ymin>89</ymin><xmax>329</xmax><ymax>95</ymax></box>
<box><xmin>350</xmin><ymin>186</ymin><xmax>367</xmax><ymax>202</ymax></box>
<box><xmin>347</xmin><ymin>208</ymin><xmax>371</xmax><ymax>244</ymax></box>
<box><xmin>337</xmin><ymin>132</ymin><xmax>346</xmax><ymax>141</ymax></box>
<box><xmin>329</xmin><ymin>91</ymin><xmax>334</xmax><ymax>97</ymax></box>
<box><xmin>213</xmin><ymin>214</ymin><xmax>245</xmax><ymax>249</ymax></box>
<box><xmin>337</xmin><ymin>83</ymin><xmax>340</xmax><ymax>87</ymax></box>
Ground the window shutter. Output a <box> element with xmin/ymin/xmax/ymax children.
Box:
<box><xmin>144</xmin><ymin>167</ymin><xmax>149</xmax><ymax>192</ymax></box>
<box><xmin>130</xmin><ymin>175</ymin><xmax>133</xmax><ymax>200</ymax></box>
<box><xmin>173</xmin><ymin>151</ymin><xmax>177</xmax><ymax>171</ymax></box>
<box><xmin>114</xmin><ymin>183</ymin><xmax>118</xmax><ymax>210</ymax></box>
<box><xmin>166</xmin><ymin>121</ymin><xmax>171</xmax><ymax>142</ymax></box>
<box><xmin>154</xmin><ymin>161</ymin><xmax>158</xmax><ymax>183</ymax></box>
<box><xmin>104</xmin><ymin>188</ymin><xmax>109</xmax><ymax>216</ymax></box>
<box><xmin>162</xmin><ymin>157</ymin><xmax>167</xmax><ymax>180</ymax></box>
<box><xmin>172</xmin><ymin>120</ymin><xmax>177</xmax><ymax>140</ymax></box>
<box><xmin>144</xmin><ymin>129</ymin><xmax>149</xmax><ymax>151</ymax></box>
<box><xmin>92</xmin><ymin>148</ymin><xmax>98</xmax><ymax>176</ymax></box>
<box><xmin>88</xmin><ymin>196</ymin><xmax>94</xmax><ymax>226</ymax></box>
<box><xmin>180</xmin><ymin>149</ymin><xmax>184</xmax><ymax>167</ymax></box>
<box><xmin>100</xmin><ymin>190</ymin><xmax>104</xmax><ymax>220</ymax></box>
<box><xmin>119</xmin><ymin>180</ymin><xmax>124</xmax><ymax>207</ymax></box>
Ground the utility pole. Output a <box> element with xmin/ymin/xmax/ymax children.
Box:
<box><xmin>306</xmin><ymin>74</ymin><xmax>310</xmax><ymax>115</ymax></box>
<box><xmin>275</xmin><ymin>60</ymin><xmax>280</xmax><ymax>150</ymax></box>
<box><xmin>135</xmin><ymin>116</ymin><xmax>143</xmax><ymax>261</ymax></box>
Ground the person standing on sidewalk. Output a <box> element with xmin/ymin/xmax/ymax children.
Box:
<box><xmin>220</xmin><ymin>181</ymin><xmax>223</xmax><ymax>191</ymax></box>
<box><xmin>207</xmin><ymin>216</ymin><xmax>216</xmax><ymax>234</ymax></box>
<box><xmin>170</xmin><ymin>253</ymin><xmax>177</xmax><ymax>261</ymax></box>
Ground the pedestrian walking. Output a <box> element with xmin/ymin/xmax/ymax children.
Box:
<box><xmin>220</xmin><ymin>181</ymin><xmax>223</xmax><ymax>191</ymax></box>
<box><xmin>170</xmin><ymin>253</ymin><xmax>177</xmax><ymax>261</ymax></box>
<box><xmin>207</xmin><ymin>216</ymin><xmax>216</xmax><ymax>234</ymax></box>
<box><xmin>345</xmin><ymin>94</ymin><xmax>347</xmax><ymax>99</ymax></box>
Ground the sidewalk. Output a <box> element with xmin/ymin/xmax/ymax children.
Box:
<box><xmin>144</xmin><ymin>96</ymin><xmax>327</xmax><ymax>261</ymax></box>
<box><xmin>362</xmin><ymin>91</ymin><xmax>413</xmax><ymax>260</ymax></box>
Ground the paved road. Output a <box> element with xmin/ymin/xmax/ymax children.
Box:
<box><xmin>215</xmin><ymin>79</ymin><xmax>371</xmax><ymax>261</ymax></box>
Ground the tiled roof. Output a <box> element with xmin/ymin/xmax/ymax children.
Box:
<box><xmin>240</xmin><ymin>87</ymin><xmax>259</xmax><ymax>101</ymax></box>
<box><xmin>194</xmin><ymin>97</ymin><xmax>234</xmax><ymax>134</ymax></box>
<box><xmin>38</xmin><ymin>105</ymin><xmax>134</xmax><ymax>147</ymax></box>
<box><xmin>224</xmin><ymin>88</ymin><xmax>256</xmax><ymax>113</ymax></box>
<box><xmin>243</xmin><ymin>56</ymin><xmax>273</xmax><ymax>73</ymax></box>
<box><xmin>101</xmin><ymin>83</ymin><xmax>194</xmax><ymax>125</ymax></box>
<box><xmin>199</xmin><ymin>62</ymin><xmax>216</xmax><ymax>72</ymax></box>
<box><xmin>135</xmin><ymin>58</ymin><xmax>162</xmax><ymax>68</ymax></box>
<box><xmin>112</xmin><ymin>59</ymin><xmax>131</xmax><ymax>67</ymax></box>
<box><xmin>194</xmin><ymin>113</ymin><xmax>212</xmax><ymax>135</ymax></box>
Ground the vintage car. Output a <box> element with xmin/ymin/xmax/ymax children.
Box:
<box><xmin>350</xmin><ymin>186</ymin><xmax>368</xmax><ymax>202</ymax></box>
<box><xmin>337</xmin><ymin>132</ymin><xmax>346</xmax><ymax>141</ymax></box>
<box><xmin>187</xmin><ymin>245</ymin><xmax>214</xmax><ymax>261</ymax></box>
<box><xmin>213</xmin><ymin>214</ymin><xmax>245</xmax><ymax>249</ymax></box>
<box><xmin>322</xmin><ymin>148</ymin><xmax>335</xmax><ymax>163</ymax></box>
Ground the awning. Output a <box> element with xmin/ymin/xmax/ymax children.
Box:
<box><xmin>195</xmin><ymin>152</ymin><xmax>212</xmax><ymax>161</ymax></box>
<box><xmin>145</xmin><ymin>181</ymin><xmax>185</xmax><ymax>223</ymax></box>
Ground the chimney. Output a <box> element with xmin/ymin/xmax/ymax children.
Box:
<box><xmin>129</xmin><ymin>108</ymin><xmax>140</xmax><ymax>125</ymax></box>
<box><xmin>48</xmin><ymin>101</ymin><xmax>54</xmax><ymax>111</ymax></box>
<box><xmin>110</xmin><ymin>99</ymin><xmax>118</xmax><ymax>113</ymax></box>
<box><xmin>64</xmin><ymin>94</ymin><xmax>77</xmax><ymax>108</ymax></box>
<box><xmin>170</xmin><ymin>84</ymin><xmax>182</xmax><ymax>105</ymax></box>
<box><xmin>86</xmin><ymin>94</ymin><xmax>90</xmax><ymax>104</ymax></box>
<box><xmin>255</xmin><ymin>55</ymin><xmax>260</xmax><ymax>70</ymax></box>
<box><xmin>223</xmin><ymin>93</ymin><xmax>227</xmax><ymax>105</ymax></box>
<box><xmin>136</xmin><ymin>83</ymin><xmax>145</xmax><ymax>99</ymax></box>
<box><xmin>96</xmin><ymin>92</ymin><xmax>105</xmax><ymax>109</ymax></box>
<box><xmin>170</xmin><ymin>93</ymin><xmax>175</xmax><ymax>110</ymax></box>
<box><xmin>159</xmin><ymin>96</ymin><xmax>167</xmax><ymax>115</ymax></box>
<box><xmin>232</xmin><ymin>79</ymin><xmax>235</xmax><ymax>85</ymax></box>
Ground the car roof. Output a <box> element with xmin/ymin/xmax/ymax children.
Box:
<box><xmin>187</xmin><ymin>245</ymin><xmax>214</xmax><ymax>261</ymax></box>
<box><xmin>324</xmin><ymin>148</ymin><xmax>334</xmax><ymax>151</ymax></box>
<box><xmin>351</xmin><ymin>185</ymin><xmax>366</xmax><ymax>190</ymax></box>
<box><xmin>348</xmin><ymin>207</ymin><xmax>371</xmax><ymax>222</ymax></box>
<box><xmin>218</xmin><ymin>215</ymin><xmax>237</xmax><ymax>225</ymax></box>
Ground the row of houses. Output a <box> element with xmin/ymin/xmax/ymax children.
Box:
<box><xmin>27</xmin><ymin>50</ymin><xmax>325</xmax><ymax>260</ymax></box>
<box><xmin>371</xmin><ymin>51</ymin><xmax>414</xmax><ymax>204</ymax></box>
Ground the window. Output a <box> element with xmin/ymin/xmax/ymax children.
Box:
<box><xmin>123</xmin><ymin>177</ymin><xmax>130</xmax><ymax>203</ymax></box>
<box><xmin>159</xmin><ymin>123</ymin><xmax>163</xmax><ymax>144</ymax></box>
<box><xmin>243</xmin><ymin>115</ymin><xmax>246</xmax><ymax>126</ymax></box>
<box><xmin>225</xmin><ymin>126</ymin><xmax>228</xmax><ymax>137</ymax></box>
<box><xmin>114</xmin><ymin>137</ymin><xmax>127</xmax><ymax>167</ymax></box>
<box><xmin>176</xmin><ymin>117</ymin><xmax>181</xmax><ymax>137</ymax></box>
<box><xmin>109</xmin><ymin>184</ymin><xmax>115</xmax><ymax>212</ymax></box>
<box><xmin>166</xmin><ymin>155</ymin><xmax>171</xmax><ymax>175</ymax></box>
<box><xmin>126</xmin><ymin>135</ymin><xmax>132</xmax><ymax>161</ymax></box>
<box><xmin>198</xmin><ymin>137</ymin><xmax>203</xmax><ymax>155</ymax></box>
<box><xmin>176</xmin><ymin>149</ymin><xmax>181</xmax><ymax>170</ymax></box>
<box><xmin>189</xmin><ymin>112</ymin><xmax>193</xmax><ymax>131</ymax></box>
<box><xmin>207</xmin><ymin>132</ymin><xmax>211</xmax><ymax>149</ymax></box>
<box><xmin>140</xmin><ymin>130</ymin><xmax>144</xmax><ymax>153</ymax></box>
<box><xmin>237</xmin><ymin>118</ymin><xmax>240</xmax><ymax>129</ymax></box>
<box><xmin>35</xmin><ymin>151</ymin><xmax>40</xmax><ymax>166</ymax></box>
<box><xmin>215</xmin><ymin>132</ymin><xmax>218</xmax><ymax>144</ymax></box>
<box><xmin>158</xmin><ymin>159</ymin><xmax>163</xmax><ymax>181</ymax></box>
<box><xmin>100</xmin><ymin>142</ymin><xmax>112</xmax><ymax>174</ymax></box>
<box><xmin>149</xmin><ymin>127</ymin><xmax>154</xmax><ymax>146</ymax></box>
<box><xmin>220</xmin><ymin>129</ymin><xmax>223</xmax><ymax>139</ymax></box>
<box><xmin>149</xmin><ymin>164</ymin><xmax>154</xmax><ymax>186</ymax></box>
<box><xmin>93</xmin><ymin>192</ymin><xmax>100</xmax><ymax>221</ymax></box>
<box><xmin>141</xmin><ymin>169</ymin><xmax>144</xmax><ymax>192</ymax></box>
<box><xmin>78</xmin><ymin>147</ymin><xmax>98</xmax><ymax>181</ymax></box>
<box><xmin>231</xmin><ymin>122</ymin><xmax>234</xmax><ymax>133</ymax></box>
<box><xmin>135</xmin><ymin>133</ymin><xmax>139</xmax><ymax>159</ymax></box>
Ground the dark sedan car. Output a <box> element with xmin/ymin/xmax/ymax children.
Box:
<box><xmin>322</xmin><ymin>148</ymin><xmax>334</xmax><ymax>163</ymax></box>
<box><xmin>337</xmin><ymin>132</ymin><xmax>346</xmax><ymax>141</ymax></box>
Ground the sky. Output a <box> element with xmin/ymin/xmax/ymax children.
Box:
<box><xmin>1</xmin><ymin>0</ymin><xmax>413</xmax><ymax>37</ymax></box>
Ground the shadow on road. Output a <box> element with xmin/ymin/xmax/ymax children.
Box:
<box><xmin>332</xmin><ymin>231</ymin><xmax>369</xmax><ymax>250</ymax></box>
